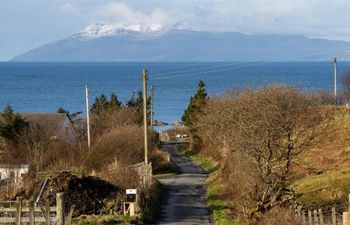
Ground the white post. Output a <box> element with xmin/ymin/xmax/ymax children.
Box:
<box><xmin>85</xmin><ymin>84</ymin><xmax>91</xmax><ymax>151</ymax></box>
<box><xmin>143</xmin><ymin>69</ymin><xmax>148</xmax><ymax>165</ymax></box>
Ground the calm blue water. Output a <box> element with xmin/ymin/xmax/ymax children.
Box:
<box><xmin>0</xmin><ymin>62</ymin><xmax>349</xmax><ymax>125</ymax></box>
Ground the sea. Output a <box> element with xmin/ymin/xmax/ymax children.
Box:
<box><xmin>0</xmin><ymin>62</ymin><xmax>349</xmax><ymax>129</ymax></box>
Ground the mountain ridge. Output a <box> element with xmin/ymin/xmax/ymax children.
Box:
<box><xmin>11</xmin><ymin>24</ymin><xmax>350</xmax><ymax>62</ymax></box>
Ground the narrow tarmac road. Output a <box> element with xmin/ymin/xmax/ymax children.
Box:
<box><xmin>156</xmin><ymin>143</ymin><xmax>212</xmax><ymax>225</ymax></box>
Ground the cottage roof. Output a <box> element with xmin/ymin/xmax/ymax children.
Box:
<box><xmin>19</xmin><ymin>112</ymin><xmax>67</xmax><ymax>129</ymax></box>
<box><xmin>0</xmin><ymin>164</ymin><xmax>30</xmax><ymax>169</ymax></box>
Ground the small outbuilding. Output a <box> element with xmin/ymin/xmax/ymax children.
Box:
<box><xmin>0</xmin><ymin>164</ymin><xmax>29</xmax><ymax>183</ymax></box>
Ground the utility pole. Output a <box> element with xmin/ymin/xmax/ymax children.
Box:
<box><xmin>334</xmin><ymin>57</ymin><xmax>337</xmax><ymax>101</ymax></box>
<box><xmin>150</xmin><ymin>85</ymin><xmax>154</xmax><ymax>131</ymax></box>
<box><xmin>142</xmin><ymin>69</ymin><xmax>148</xmax><ymax>165</ymax></box>
<box><xmin>85</xmin><ymin>84</ymin><xmax>91</xmax><ymax>151</ymax></box>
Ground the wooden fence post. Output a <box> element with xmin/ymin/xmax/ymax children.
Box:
<box><xmin>308</xmin><ymin>210</ymin><xmax>313</xmax><ymax>225</ymax></box>
<box><xmin>56</xmin><ymin>192</ymin><xmax>65</xmax><ymax>225</ymax></box>
<box><xmin>297</xmin><ymin>206</ymin><xmax>302</xmax><ymax>218</ymax></box>
<box><xmin>16</xmin><ymin>196</ymin><xmax>22</xmax><ymax>225</ymax></box>
<box><xmin>332</xmin><ymin>207</ymin><xmax>336</xmax><ymax>225</ymax></box>
<box><xmin>343</xmin><ymin>212</ymin><xmax>349</xmax><ymax>225</ymax></box>
<box><xmin>302</xmin><ymin>210</ymin><xmax>306</xmax><ymax>224</ymax></box>
<box><xmin>65</xmin><ymin>205</ymin><xmax>75</xmax><ymax>225</ymax></box>
<box><xmin>29</xmin><ymin>203</ymin><xmax>34</xmax><ymax>225</ymax></box>
<box><xmin>349</xmin><ymin>194</ymin><xmax>350</xmax><ymax>212</ymax></box>
<box><xmin>46</xmin><ymin>200</ymin><xmax>50</xmax><ymax>225</ymax></box>
<box><xmin>318</xmin><ymin>209</ymin><xmax>324</xmax><ymax>225</ymax></box>
<box><xmin>314</xmin><ymin>210</ymin><xmax>319</xmax><ymax>225</ymax></box>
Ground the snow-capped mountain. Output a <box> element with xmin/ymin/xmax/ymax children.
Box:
<box><xmin>76</xmin><ymin>23</ymin><xmax>165</xmax><ymax>38</ymax></box>
<box><xmin>11</xmin><ymin>24</ymin><xmax>350</xmax><ymax>61</ymax></box>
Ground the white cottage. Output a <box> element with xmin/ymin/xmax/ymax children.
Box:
<box><xmin>0</xmin><ymin>164</ymin><xmax>29</xmax><ymax>183</ymax></box>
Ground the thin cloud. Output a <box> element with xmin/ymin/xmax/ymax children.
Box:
<box><xmin>91</xmin><ymin>2</ymin><xmax>175</xmax><ymax>27</ymax></box>
<box><xmin>60</xmin><ymin>2</ymin><xmax>79</xmax><ymax>14</ymax></box>
<box><xmin>79</xmin><ymin>0</ymin><xmax>350</xmax><ymax>41</ymax></box>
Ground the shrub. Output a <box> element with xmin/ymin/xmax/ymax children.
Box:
<box><xmin>194</xmin><ymin>85</ymin><xmax>331</xmax><ymax>220</ymax></box>
<box><xmin>258</xmin><ymin>207</ymin><xmax>303</xmax><ymax>225</ymax></box>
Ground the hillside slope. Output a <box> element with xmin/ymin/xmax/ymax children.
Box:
<box><xmin>291</xmin><ymin>106</ymin><xmax>350</xmax><ymax>210</ymax></box>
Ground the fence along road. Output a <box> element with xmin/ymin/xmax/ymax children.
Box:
<box><xmin>156</xmin><ymin>142</ymin><xmax>212</xmax><ymax>225</ymax></box>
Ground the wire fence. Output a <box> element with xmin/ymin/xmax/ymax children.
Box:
<box><xmin>295</xmin><ymin>195</ymin><xmax>350</xmax><ymax>225</ymax></box>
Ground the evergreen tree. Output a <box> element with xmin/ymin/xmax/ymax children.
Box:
<box><xmin>0</xmin><ymin>105</ymin><xmax>28</xmax><ymax>143</ymax></box>
<box><xmin>57</xmin><ymin>107</ymin><xmax>68</xmax><ymax>114</ymax></box>
<box><xmin>108</xmin><ymin>92</ymin><xmax>122</xmax><ymax>109</ymax></box>
<box><xmin>90</xmin><ymin>92</ymin><xmax>123</xmax><ymax>116</ymax></box>
<box><xmin>182</xmin><ymin>80</ymin><xmax>208</xmax><ymax>126</ymax></box>
<box><xmin>90</xmin><ymin>94</ymin><xmax>109</xmax><ymax>116</ymax></box>
<box><xmin>127</xmin><ymin>91</ymin><xmax>150</xmax><ymax>110</ymax></box>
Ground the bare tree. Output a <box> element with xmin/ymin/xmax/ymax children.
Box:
<box><xmin>17</xmin><ymin>121</ymin><xmax>71</xmax><ymax>176</ymax></box>
<box><xmin>195</xmin><ymin>85</ymin><xmax>330</xmax><ymax>220</ymax></box>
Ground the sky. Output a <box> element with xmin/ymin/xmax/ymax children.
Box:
<box><xmin>1</xmin><ymin>0</ymin><xmax>350</xmax><ymax>61</ymax></box>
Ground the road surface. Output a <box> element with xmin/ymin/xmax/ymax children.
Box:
<box><xmin>156</xmin><ymin>143</ymin><xmax>212</xmax><ymax>225</ymax></box>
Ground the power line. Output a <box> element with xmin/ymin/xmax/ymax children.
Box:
<box><xmin>150</xmin><ymin>62</ymin><xmax>206</xmax><ymax>75</ymax></box>
<box><xmin>150</xmin><ymin>48</ymin><xmax>350</xmax><ymax>81</ymax></box>
<box><xmin>152</xmin><ymin>62</ymin><xmax>240</xmax><ymax>76</ymax></box>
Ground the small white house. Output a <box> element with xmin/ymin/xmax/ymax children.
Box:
<box><xmin>0</xmin><ymin>164</ymin><xmax>29</xmax><ymax>183</ymax></box>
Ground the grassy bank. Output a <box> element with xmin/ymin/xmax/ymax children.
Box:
<box><xmin>181</xmin><ymin>148</ymin><xmax>238</xmax><ymax>225</ymax></box>
<box><xmin>292</xmin><ymin>167</ymin><xmax>350</xmax><ymax>210</ymax></box>
<box><xmin>290</xmin><ymin>110</ymin><xmax>350</xmax><ymax>211</ymax></box>
<box><xmin>140</xmin><ymin>180</ymin><xmax>164</xmax><ymax>224</ymax></box>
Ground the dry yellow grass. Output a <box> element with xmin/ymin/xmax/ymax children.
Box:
<box><xmin>290</xmin><ymin>106</ymin><xmax>350</xmax><ymax>210</ymax></box>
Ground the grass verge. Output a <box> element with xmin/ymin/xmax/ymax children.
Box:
<box><xmin>181</xmin><ymin>148</ymin><xmax>238</xmax><ymax>225</ymax></box>
<box><xmin>140</xmin><ymin>180</ymin><xmax>164</xmax><ymax>224</ymax></box>
<box><xmin>181</xmin><ymin>148</ymin><xmax>216</xmax><ymax>173</ymax></box>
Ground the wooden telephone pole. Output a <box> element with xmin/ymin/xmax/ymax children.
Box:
<box><xmin>143</xmin><ymin>69</ymin><xmax>148</xmax><ymax>165</ymax></box>
<box><xmin>334</xmin><ymin>57</ymin><xmax>337</xmax><ymax>101</ymax></box>
<box><xmin>85</xmin><ymin>84</ymin><xmax>91</xmax><ymax>151</ymax></box>
<box><xmin>150</xmin><ymin>85</ymin><xmax>154</xmax><ymax>131</ymax></box>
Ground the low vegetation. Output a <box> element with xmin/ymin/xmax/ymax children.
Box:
<box><xmin>182</xmin><ymin>81</ymin><xmax>349</xmax><ymax>224</ymax></box>
<box><xmin>0</xmin><ymin>90</ymin><xmax>170</xmax><ymax>223</ymax></box>
<box><xmin>72</xmin><ymin>215</ymin><xmax>137</xmax><ymax>225</ymax></box>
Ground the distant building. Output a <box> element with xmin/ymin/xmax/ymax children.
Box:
<box><xmin>0</xmin><ymin>164</ymin><xmax>29</xmax><ymax>183</ymax></box>
<box><xmin>0</xmin><ymin>112</ymin><xmax>80</xmax><ymax>182</ymax></box>
<box><xmin>19</xmin><ymin>112</ymin><xmax>78</xmax><ymax>142</ymax></box>
<box><xmin>0</xmin><ymin>112</ymin><xmax>78</xmax><ymax>142</ymax></box>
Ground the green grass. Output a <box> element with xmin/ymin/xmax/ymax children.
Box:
<box><xmin>181</xmin><ymin>148</ymin><xmax>239</xmax><ymax>225</ymax></box>
<box><xmin>181</xmin><ymin>148</ymin><xmax>216</xmax><ymax>173</ymax></box>
<box><xmin>141</xmin><ymin>180</ymin><xmax>164</xmax><ymax>224</ymax></box>
<box><xmin>292</xmin><ymin>167</ymin><xmax>350</xmax><ymax>210</ymax></box>
<box><xmin>207</xmin><ymin>171</ymin><xmax>239</xmax><ymax>225</ymax></box>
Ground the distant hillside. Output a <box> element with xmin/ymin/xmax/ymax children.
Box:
<box><xmin>11</xmin><ymin>23</ymin><xmax>350</xmax><ymax>61</ymax></box>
